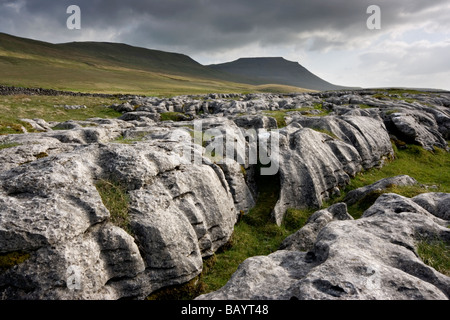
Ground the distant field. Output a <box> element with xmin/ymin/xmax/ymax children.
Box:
<box><xmin>0</xmin><ymin>95</ymin><xmax>122</xmax><ymax>134</ymax></box>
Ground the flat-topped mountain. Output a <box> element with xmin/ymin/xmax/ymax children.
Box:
<box><xmin>0</xmin><ymin>32</ymin><xmax>348</xmax><ymax>94</ymax></box>
<box><xmin>209</xmin><ymin>57</ymin><xmax>351</xmax><ymax>91</ymax></box>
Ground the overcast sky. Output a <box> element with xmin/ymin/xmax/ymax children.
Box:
<box><xmin>1</xmin><ymin>0</ymin><xmax>449</xmax><ymax>90</ymax></box>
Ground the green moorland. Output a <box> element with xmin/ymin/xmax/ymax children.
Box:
<box><xmin>0</xmin><ymin>94</ymin><xmax>123</xmax><ymax>134</ymax></box>
<box><xmin>0</xmin><ymin>32</ymin><xmax>312</xmax><ymax>96</ymax></box>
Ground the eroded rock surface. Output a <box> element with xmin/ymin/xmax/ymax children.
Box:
<box><xmin>1</xmin><ymin>89</ymin><xmax>449</xmax><ymax>300</ymax></box>
<box><xmin>0</xmin><ymin>131</ymin><xmax>237</xmax><ymax>299</ymax></box>
<box><xmin>197</xmin><ymin>193</ymin><xmax>450</xmax><ymax>300</ymax></box>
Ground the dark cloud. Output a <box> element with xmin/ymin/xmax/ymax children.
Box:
<box><xmin>1</xmin><ymin>0</ymin><xmax>448</xmax><ymax>51</ymax></box>
<box><xmin>1</xmin><ymin>0</ymin><xmax>449</xmax><ymax>89</ymax></box>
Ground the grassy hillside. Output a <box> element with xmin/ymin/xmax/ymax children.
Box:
<box><xmin>0</xmin><ymin>33</ymin><xmax>311</xmax><ymax>96</ymax></box>
<box><xmin>209</xmin><ymin>57</ymin><xmax>352</xmax><ymax>91</ymax></box>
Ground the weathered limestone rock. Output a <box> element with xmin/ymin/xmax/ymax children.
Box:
<box><xmin>218</xmin><ymin>159</ymin><xmax>256</xmax><ymax>214</ymax></box>
<box><xmin>118</xmin><ymin>111</ymin><xmax>161</xmax><ymax>122</ymax></box>
<box><xmin>1</xmin><ymin>89</ymin><xmax>448</xmax><ymax>300</ymax></box>
<box><xmin>280</xmin><ymin>203</ymin><xmax>353</xmax><ymax>252</ymax></box>
<box><xmin>412</xmin><ymin>193</ymin><xmax>450</xmax><ymax>220</ymax></box>
<box><xmin>344</xmin><ymin>175</ymin><xmax>418</xmax><ymax>205</ymax></box>
<box><xmin>233</xmin><ymin>115</ymin><xmax>278</xmax><ymax>130</ymax></box>
<box><xmin>20</xmin><ymin>118</ymin><xmax>53</xmax><ymax>132</ymax></box>
<box><xmin>292</xmin><ymin>115</ymin><xmax>394</xmax><ymax>169</ymax></box>
<box><xmin>197</xmin><ymin>193</ymin><xmax>450</xmax><ymax>300</ymax></box>
<box><xmin>389</xmin><ymin>111</ymin><xmax>448</xmax><ymax>151</ymax></box>
<box><xmin>0</xmin><ymin>135</ymin><xmax>237</xmax><ymax>299</ymax></box>
<box><xmin>271</xmin><ymin>115</ymin><xmax>394</xmax><ymax>225</ymax></box>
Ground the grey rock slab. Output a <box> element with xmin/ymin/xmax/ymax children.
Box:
<box><xmin>119</xmin><ymin>111</ymin><xmax>161</xmax><ymax>122</ymax></box>
<box><xmin>412</xmin><ymin>192</ymin><xmax>450</xmax><ymax>220</ymax></box>
<box><xmin>344</xmin><ymin>175</ymin><xmax>418</xmax><ymax>205</ymax></box>
<box><xmin>280</xmin><ymin>203</ymin><xmax>353</xmax><ymax>252</ymax></box>
<box><xmin>217</xmin><ymin>158</ymin><xmax>255</xmax><ymax>214</ymax></box>
<box><xmin>390</xmin><ymin>112</ymin><xmax>447</xmax><ymax>151</ymax></box>
<box><xmin>273</xmin><ymin>124</ymin><xmax>362</xmax><ymax>225</ymax></box>
<box><xmin>0</xmin><ymin>137</ymin><xmax>237</xmax><ymax>299</ymax></box>
<box><xmin>198</xmin><ymin>193</ymin><xmax>450</xmax><ymax>300</ymax></box>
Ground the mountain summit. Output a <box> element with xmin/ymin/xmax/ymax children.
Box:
<box><xmin>0</xmin><ymin>32</ymin><xmax>350</xmax><ymax>94</ymax></box>
<box><xmin>209</xmin><ymin>57</ymin><xmax>348</xmax><ymax>91</ymax></box>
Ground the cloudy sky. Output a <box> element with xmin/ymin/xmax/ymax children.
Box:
<box><xmin>1</xmin><ymin>0</ymin><xmax>450</xmax><ymax>90</ymax></box>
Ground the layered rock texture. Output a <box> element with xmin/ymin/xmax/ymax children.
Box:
<box><xmin>0</xmin><ymin>89</ymin><xmax>449</xmax><ymax>299</ymax></box>
<box><xmin>198</xmin><ymin>194</ymin><xmax>450</xmax><ymax>300</ymax></box>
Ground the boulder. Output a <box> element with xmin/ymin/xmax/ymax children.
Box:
<box><xmin>292</xmin><ymin>115</ymin><xmax>394</xmax><ymax>169</ymax></box>
<box><xmin>0</xmin><ymin>136</ymin><xmax>237</xmax><ymax>299</ymax></box>
<box><xmin>344</xmin><ymin>175</ymin><xmax>418</xmax><ymax>205</ymax></box>
<box><xmin>271</xmin><ymin>115</ymin><xmax>393</xmax><ymax>225</ymax></box>
<box><xmin>389</xmin><ymin>112</ymin><xmax>448</xmax><ymax>151</ymax></box>
<box><xmin>119</xmin><ymin>111</ymin><xmax>161</xmax><ymax>122</ymax></box>
<box><xmin>109</xmin><ymin>102</ymin><xmax>135</xmax><ymax>113</ymax></box>
<box><xmin>20</xmin><ymin>118</ymin><xmax>53</xmax><ymax>132</ymax></box>
<box><xmin>412</xmin><ymin>193</ymin><xmax>450</xmax><ymax>220</ymax></box>
<box><xmin>233</xmin><ymin>115</ymin><xmax>278</xmax><ymax>130</ymax></box>
<box><xmin>217</xmin><ymin>158</ymin><xmax>255</xmax><ymax>214</ymax></box>
<box><xmin>280</xmin><ymin>203</ymin><xmax>353</xmax><ymax>252</ymax></box>
<box><xmin>197</xmin><ymin>193</ymin><xmax>450</xmax><ymax>300</ymax></box>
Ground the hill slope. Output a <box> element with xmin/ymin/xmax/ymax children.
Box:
<box><xmin>0</xmin><ymin>32</ymin><xmax>343</xmax><ymax>95</ymax></box>
<box><xmin>209</xmin><ymin>57</ymin><xmax>349</xmax><ymax>91</ymax></box>
<box><xmin>0</xmin><ymin>32</ymin><xmax>265</xmax><ymax>95</ymax></box>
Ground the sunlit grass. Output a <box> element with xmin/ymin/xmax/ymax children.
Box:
<box><xmin>417</xmin><ymin>239</ymin><xmax>450</xmax><ymax>276</ymax></box>
<box><xmin>0</xmin><ymin>95</ymin><xmax>122</xmax><ymax>134</ymax></box>
<box><xmin>328</xmin><ymin>143</ymin><xmax>450</xmax><ymax>218</ymax></box>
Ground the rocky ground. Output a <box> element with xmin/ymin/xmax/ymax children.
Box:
<box><xmin>0</xmin><ymin>89</ymin><xmax>449</xmax><ymax>299</ymax></box>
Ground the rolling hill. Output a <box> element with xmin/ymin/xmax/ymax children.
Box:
<box><xmin>209</xmin><ymin>57</ymin><xmax>349</xmax><ymax>91</ymax></box>
<box><xmin>0</xmin><ymin>32</ymin><xmax>347</xmax><ymax>95</ymax></box>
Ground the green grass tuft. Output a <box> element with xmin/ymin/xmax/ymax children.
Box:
<box><xmin>160</xmin><ymin>112</ymin><xmax>190</xmax><ymax>122</ymax></box>
<box><xmin>327</xmin><ymin>143</ymin><xmax>450</xmax><ymax>219</ymax></box>
<box><xmin>0</xmin><ymin>251</ymin><xmax>30</xmax><ymax>274</ymax></box>
<box><xmin>417</xmin><ymin>239</ymin><xmax>450</xmax><ymax>276</ymax></box>
<box><xmin>0</xmin><ymin>95</ymin><xmax>122</xmax><ymax>135</ymax></box>
<box><xmin>0</xmin><ymin>142</ymin><xmax>20</xmax><ymax>150</ymax></box>
<box><xmin>262</xmin><ymin>103</ymin><xmax>330</xmax><ymax>128</ymax></box>
<box><xmin>95</xmin><ymin>179</ymin><xmax>132</xmax><ymax>235</ymax></box>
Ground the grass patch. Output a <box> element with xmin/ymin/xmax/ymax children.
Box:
<box><xmin>310</xmin><ymin>127</ymin><xmax>340</xmax><ymax>140</ymax></box>
<box><xmin>95</xmin><ymin>179</ymin><xmax>132</xmax><ymax>235</ymax></box>
<box><xmin>0</xmin><ymin>251</ymin><xmax>30</xmax><ymax>274</ymax></box>
<box><xmin>0</xmin><ymin>142</ymin><xmax>20</xmax><ymax>150</ymax></box>
<box><xmin>262</xmin><ymin>103</ymin><xmax>330</xmax><ymax>128</ymax></box>
<box><xmin>417</xmin><ymin>239</ymin><xmax>450</xmax><ymax>276</ymax></box>
<box><xmin>262</xmin><ymin>110</ymin><xmax>289</xmax><ymax>127</ymax></box>
<box><xmin>358</xmin><ymin>104</ymin><xmax>375</xmax><ymax>109</ymax></box>
<box><xmin>328</xmin><ymin>143</ymin><xmax>450</xmax><ymax>219</ymax></box>
<box><xmin>0</xmin><ymin>95</ymin><xmax>122</xmax><ymax>135</ymax></box>
<box><xmin>282</xmin><ymin>207</ymin><xmax>317</xmax><ymax>232</ymax></box>
<box><xmin>112</xmin><ymin>135</ymin><xmax>145</xmax><ymax>145</ymax></box>
<box><xmin>160</xmin><ymin>112</ymin><xmax>191</xmax><ymax>122</ymax></box>
<box><xmin>343</xmin><ymin>184</ymin><xmax>432</xmax><ymax>219</ymax></box>
<box><xmin>0</xmin><ymin>119</ymin><xmax>34</xmax><ymax>135</ymax></box>
<box><xmin>147</xmin><ymin>275</ymin><xmax>208</xmax><ymax>300</ymax></box>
